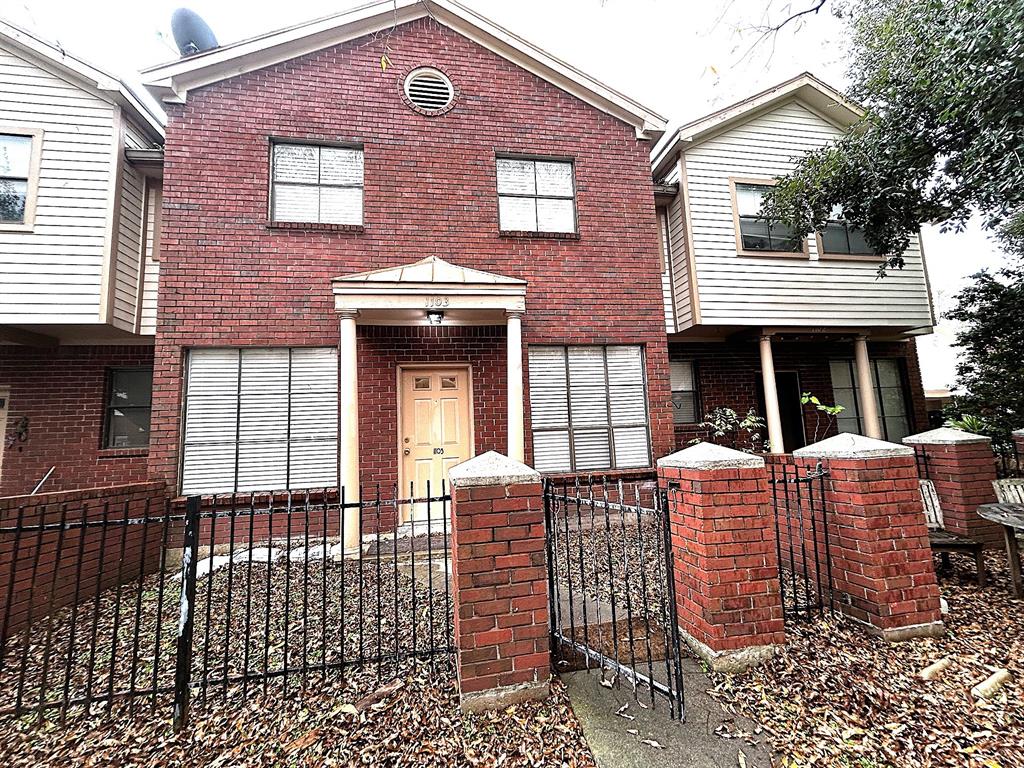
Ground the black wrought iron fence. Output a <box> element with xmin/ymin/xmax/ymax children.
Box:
<box><xmin>544</xmin><ymin>478</ymin><xmax>686</xmax><ymax>720</ymax></box>
<box><xmin>0</xmin><ymin>486</ymin><xmax>454</xmax><ymax>730</ymax></box>
<box><xmin>769</xmin><ymin>460</ymin><xmax>836</xmax><ymax>623</ymax></box>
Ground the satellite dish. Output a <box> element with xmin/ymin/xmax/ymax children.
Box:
<box><xmin>171</xmin><ymin>8</ymin><xmax>219</xmax><ymax>57</ymax></box>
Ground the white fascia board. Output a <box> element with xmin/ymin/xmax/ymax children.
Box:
<box><xmin>141</xmin><ymin>0</ymin><xmax>665</xmax><ymax>139</ymax></box>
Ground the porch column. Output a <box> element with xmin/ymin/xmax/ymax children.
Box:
<box><xmin>338</xmin><ymin>310</ymin><xmax>361</xmax><ymax>554</ymax></box>
<box><xmin>854</xmin><ymin>335</ymin><xmax>883</xmax><ymax>439</ymax></box>
<box><xmin>506</xmin><ymin>311</ymin><xmax>525</xmax><ymax>462</ymax></box>
<box><xmin>759</xmin><ymin>334</ymin><xmax>785</xmax><ymax>453</ymax></box>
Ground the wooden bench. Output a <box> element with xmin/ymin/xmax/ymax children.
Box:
<box><xmin>920</xmin><ymin>479</ymin><xmax>986</xmax><ymax>586</ymax></box>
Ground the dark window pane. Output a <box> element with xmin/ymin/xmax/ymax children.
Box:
<box><xmin>107</xmin><ymin>407</ymin><xmax>151</xmax><ymax>448</ymax></box>
<box><xmin>847</xmin><ymin>227</ymin><xmax>875</xmax><ymax>255</ymax></box>
<box><xmin>110</xmin><ymin>369</ymin><xmax>153</xmax><ymax>407</ymax></box>
<box><xmin>770</xmin><ymin>221</ymin><xmax>802</xmax><ymax>252</ymax></box>
<box><xmin>0</xmin><ymin>179</ymin><xmax>27</xmax><ymax>223</ymax></box>
<box><xmin>740</xmin><ymin>216</ymin><xmax>771</xmax><ymax>250</ymax></box>
<box><xmin>821</xmin><ymin>222</ymin><xmax>849</xmax><ymax>253</ymax></box>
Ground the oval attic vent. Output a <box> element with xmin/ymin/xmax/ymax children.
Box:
<box><xmin>404</xmin><ymin>68</ymin><xmax>455</xmax><ymax>113</ymax></box>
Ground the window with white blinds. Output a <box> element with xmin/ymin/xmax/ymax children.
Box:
<box><xmin>528</xmin><ymin>345</ymin><xmax>651</xmax><ymax>473</ymax></box>
<box><xmin>271</xmin><ymin>143</ymin><xmax>363</xmax><ymax>225</ymax></box>
<box><xmin>496</xmin><ymin>158</ymin><xmax>577</xmax><ymax>233</ymax></box>
<box><xmin>182</xmin><ymin>348</ymin><xmax>339</xmax><ymax>495</ymax></box>
<box><xmin>670</xmin><ymin>360</ymin><xmax>699</xmax><ymax>424</ymax></box>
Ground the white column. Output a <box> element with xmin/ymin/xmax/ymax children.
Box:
<box><xmin>854</xmin><ymin>334</ymin><xmax>883</xmax><ymax>439</ymax></box>
<box><xmin>759</xmin><ymin>334</ymin><xmax>785</xmax><ymax>454</ymax></box>
<box><xmin>338</xmin><ymin>311</ymin><xmax>361</xmax><ymax>555</ymax></box>
<box><xmin>506</xmin><ymin>311</ymin><xmax>525</xmax><ymax>462</ymax></box>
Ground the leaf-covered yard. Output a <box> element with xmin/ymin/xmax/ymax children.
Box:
<box><xmin>710</xmin><ymin>551</ymin><xmax>1024</xmax><ymax>768</ymax></box>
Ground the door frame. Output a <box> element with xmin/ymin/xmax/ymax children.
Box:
<box><xmin>395</xmin><ymin>363</ymin><xmax>475</xmax><ymax>519</ymax></box>
<box><xmin>774</xmin><ymin>369</ymin><xmax>808</xmax><ymax>449</ymax></box>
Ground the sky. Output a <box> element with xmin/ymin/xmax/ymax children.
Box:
<box><xmin>5</xmin><ymin>0</ymin><xmax>1010</xmax><ymax>391</ymax></box>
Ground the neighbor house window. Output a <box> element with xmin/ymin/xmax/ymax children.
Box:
<box><xmin>0</xmin><ymin>129</ymin><xmax>42</xmax><ymax>229</ymax></box>
<box><xmin>732</xmin><ymin>180</ymin><xmax>802</xmax><ymax>254</ymax></box>
<box><xmin>496</xmin><ymin>157</ymin><xmax>576</xmax><ymax>234</ymax></box>
<box><xmin>104</xmin><ymin>367</ymin><xmax>152</xmax><ymax>449</ymax></box>
<box><xmin>670</xmin><ymin>359</ymin><xmax>699</xmax><ymax>424</ymax></box>
<box><xmin>181</xmin><ymin>348</ymin><xmax>339</xmax><ymax>494</ymax></box>
<box><xmin>270</xmin><ymin>142</ymin><xmax>363</xmax><ymax>225</ymax></box>
<box><xmin>528</xmin><ymin>345</ymin><xmax>651</xmax><ymax>473</ymax></box>
<box><xmin>820</xmin><ymin>206</ymin><xmax>876</xmax><ymax>256</ymax></box>
<box><xmin>829</xmin><ymin>358</ymin><xmax>911</xmax><ymax>442</ymax></box>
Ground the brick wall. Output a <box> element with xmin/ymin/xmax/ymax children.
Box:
<box><xmin>449</xmin><ymin>474</ymin><xmax>549</xmax><ymax>708</ymax></box>
<box><xmin>0</xmin><ymin>482</ymin><xmax>171</xmax><ymax>639</ymax></box>
<box><xmin>151</xmin><ymin>16</ymin><xmax>671</xmax><ymax>493</ymax></box>
<box><xmin>0</xmin><ymin>345</ymin><xmax>153</xmax><ymax>497</ymax></box>
<box><xmin>669</xmin><ymin>339</ymin><xmax>928</xmax><ymax>450</ymax></box>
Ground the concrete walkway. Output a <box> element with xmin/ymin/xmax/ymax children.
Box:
<box><xmin>563</xmin><ymin>659</ymin><xmax>772</xmax><ymax>768</ymax></box>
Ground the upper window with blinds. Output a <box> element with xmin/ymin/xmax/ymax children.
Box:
<box><xmin>181</xmin><ymin>347</ymin><xmax>339</xmax><ymax>495</ymax></box>
<box><xmin>0</xmin><ymin>129</ymin><xmax>42</xmax><ymax>230</ymax></box>
<box><xmin>496</xmin><ymin>158</ymin><xmax>577</xmax><ymax>234</ymax></box>
<box><xmin>270</xmin><ymin>143</ymin><xmax>363</xmax><ymax>226</ymax></box>
<box><xmin>528</xmin><ymin>345</ymin><xmax>651</xmax><ymax>473</ymax></box>
<box><xmin>730</xmin><ymin>179</ymin><xmax>804</xmax><ymax>255</ymax></box>
<box><xmin>670</xmin><ymin>359</ymin><xmax>699</xmax><ymax>424</ymax></box>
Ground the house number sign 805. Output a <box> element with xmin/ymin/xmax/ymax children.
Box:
<box><xmin>425</xmin><ymin>297</ymin><xmax>450</xmax><ymax>308</ymax></box>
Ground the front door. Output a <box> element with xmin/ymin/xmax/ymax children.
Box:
<box><xmin>399</xmin><ymin>368</ymin><xmax>472</xmax><ymax>524</ymax></box>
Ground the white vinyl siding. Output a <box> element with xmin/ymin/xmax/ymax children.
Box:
<box><xmin>0</xmin><ymin>41</ymin><xmax>118</xmax><ymax>323</ymax></box>
<box><xmin>496</xmin><ymin>158</ymin><xmax>576</xmax><ymax>233</ymax></box>
<box><xmin>182</xmin><ymin>348</ymin><xmax>339</xmax><ymax>495</ymax></box>
<box><xmin>138</xmin><ymin>181</ymin><xmax>160</xmax><ymax>335</ymax></box>
<box><xmin>681</xmin><ymin>101</ymin><xmax>932</xmax><ymax>328</ymax></box>
<box><xmin>658</xmin><ymin>208</ymin><xmax>675</xmax><ymax>332</ymax></box>
<box><xmin>111</xmin><ymin>158</ymin><xmax>145</xmax><ymax>330</ymax></box>
<box><xmin>528</xmin><ymin>345</ymin><xmax>651</xmax><ymax>473</ymax></box>
<box><xmin>271</xmin><ymin>143</ymin><xmax>363</xmax><ymax>225</ymax></box>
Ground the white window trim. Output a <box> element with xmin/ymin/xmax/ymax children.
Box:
<box><xmin>0</xmin><ymin>126</ymin><xmax>44</xmax><ymax>232</ymax></box>
<box><xmin>268</xmin><ymin>140</ymin><xmax>365</xmax><ymax>226</ymax></box>
<box><xmin>496</xmin><ymin>156</ymin><xmax>578</xmax><ymax>235</ymax></box>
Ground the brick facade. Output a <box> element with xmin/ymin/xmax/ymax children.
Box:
<box><xmin>0</xmin><ymin>482</ymin><xmax>171</xmax><ymax>638</ymax></box>
<box><xmin>0</xmin><ymin>345</ymin><xmax>153</xmax><ymax>497</ymax></box>
<box><xmin>150</xmin><ymin>16</ymin><xmax>671</xmax><ymax>494</ymax></box>
<box><xmin>658</xmin><ymin>448</ymin><xmax>784</xmax><ymax>671</ymax></box>
<box><xmin>668</xmin><ymin>339</ymin><xmax>928</xmax><ymax>450</ymax></box>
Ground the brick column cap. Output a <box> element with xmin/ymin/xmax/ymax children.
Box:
<box><xmin>1013</xmin><ymin>428</ymin><xmax>1024</xmax><ymax>437</ymax></box>
<box><xmin>448</xmin><ymin>450</ymin><xmax>540</xmax><ymax>488</ymax></box>
<box><xmin>794</xmin><ymin>432</ymin><xmax>912</xmax><ymax>459</ymax></box>
<box><xmin>657</xmin><ymin>441</ymin><xmax>764</xmax><ymax>470</ymax></box>
<box><xmin>903</xmin><ymin>427</ymin><xmax>991</xmax><ymax>446</ymax></box>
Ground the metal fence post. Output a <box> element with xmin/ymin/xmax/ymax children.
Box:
<box><xmin>173</xmin><ymin>496</ymin><xmax>201</xmax><ymax>732</ymax></box>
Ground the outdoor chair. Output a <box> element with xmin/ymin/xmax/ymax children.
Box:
<box><xmin>919</xmin><ymin>479</ymin><xmax>986</xmax><ymax>586</ymax></box>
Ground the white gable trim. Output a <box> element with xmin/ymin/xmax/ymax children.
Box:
<box><xmin>0</xmin><ymin>18</ymin><xmax>164</xmax><ymax>140</ymax></box>
<box><xmin>140</xmin><ymin>0</ymin><xmax>665</xmax><ymax>140</ymax></box>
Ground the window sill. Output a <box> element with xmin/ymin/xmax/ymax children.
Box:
<box><xmin>543</xmin><ymin>467</ymin><xmax>656</xmax><ymax>483</ymax></box>
<box><xmin>98</xmin><ymin>447</ymin><xmax>149</xmax><ymax>459</ymax></box>
<box><xmin>267</xmin><ymin>221</ymin><xmax>364</xmax><ymax>233</ymax></box>
<box><xmin>817</xmin><ymin>252</ymin><xmax>883</xmax><ymax>262</ymax></box>
<box><xmin>0</xmin><ymin>222</ymin><xmax>33</xmax><ymax>233</ymax></box>
<box><xmin>500</xmin><ymin>230</ymin><xmax>580</xmax><ymax>240</ymax></box>
<box><xmin>737</xmin><ymin>249</ymin><xmax>809</xmax><ymax>259</ymax></box>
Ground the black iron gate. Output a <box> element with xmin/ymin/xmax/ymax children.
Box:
<box><xmin>769</xmin><ymin>461</ymin><xmax>836</xmax><ymax>623</ymax></box>
<box><xmin>543</xmin><ymin>478</ymin><xmax>686</xmax><ymax>720</ymax></box>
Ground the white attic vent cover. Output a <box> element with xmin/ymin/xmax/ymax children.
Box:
<box><xmin>403</xmin><ymin>67</ymin><xmax>455</xmax><ymax>114</ymax></box>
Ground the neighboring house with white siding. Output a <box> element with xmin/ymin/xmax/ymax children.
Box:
<box><xmin>652</xmin><ymin>73</ymin><xmax>934</xmax><ymax>454</ymax></box>
<box><xmin>0</xmin><ymin>18</ymin><xmax>164</xmax><ymax>496</ymax></box>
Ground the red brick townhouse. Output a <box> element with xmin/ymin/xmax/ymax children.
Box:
<box><xmin>141</xmin><ymin>0</ymin><xmax>671</xmax><ymax>547</ymax></box>
<box><xmin>651</xmin><ymin>74</ymin><xmax>934</xmax><ymax>455</ymax></box>
<box><xmin>0</xmin><ymin>19</ymin><xmax>164</xmax><ymax>496</ymax></box>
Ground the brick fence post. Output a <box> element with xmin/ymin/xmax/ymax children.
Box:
<box><xmin>657</xmin><ymin>443</ymin><xmax>784</xmax><ymax>672</ymax></box>
<box><xmin>794</xmin><ymin>433</ymin><xmax>943</xmax><ymax>640</ymax></box>
<box><xmin>447</xmin><ymin>451</ymin><xmax>550</xmax><ymax>712</ymax></box>
<box><xmin>903</xmin><ymin>427</ymin><xmax>1002</xmax><ymax>548</ymax></box>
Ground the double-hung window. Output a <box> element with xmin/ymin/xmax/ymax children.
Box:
<box><xmin>270</xmin><ymin>142</ymin><xmax>363</xmax><ymax>225</ymax></box>
<box><xmin>528</xmin><ymin>345</ymin><xmax>651</xmax><ymax>473</ymax></box>
<box><xmin>670</xmin><ymin>359</ymin><xmax>699</xmax><ymax>424</ymax></box>
<box><xmin>496</xmin><ymin>157</ymin><xmax>576</xmax><ymax>234</ymax></box>
<box><xmin>732</xmin><ymin>180</ymin><xmax>802</xmax><ymax>254</ymax></box>
<box><xmin>0</xmin><ymin>129</ymin><xmax>42</xmax><ymax>229</ymax></box>
<box><xmin>820</xmin><ymin>206</ymin><xmax>876</xmax><ymax>257</ymax></box>
<box><xmin>829</xmin><ymin>358</ymin><xmax>911</xmax><ymax>442</ymax></box>
<box><xmin>181</xmin><ymin>348</ymin><xmax>339</xmax><ymax>494</ymax></box>
<box><xmin>104</xmin><ymin>367</ymin><xmax>152</xmax><ymax>449</ymax></box>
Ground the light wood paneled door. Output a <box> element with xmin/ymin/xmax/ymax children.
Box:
<box><xmin>399</xmin><ymin>369</ymin><xmax>471</xmax><ymax>524</ymax></box>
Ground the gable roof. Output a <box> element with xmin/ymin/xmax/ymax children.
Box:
<box><xmin>651</xmin><ymin>72</ymin><xmax>863</xmax><ymax>177</ymax></box>
<box><xmin>140</xmin><ymin>0</ymin><xmax>666</xmax><ymax>141</ymax></box>
<box><xmin>0</xmin><ymin>17</ymin><xmax>165</xmax><ymax>142</ymax></box>
<box><xmin>334</xmin><ymin>255</ymin><xmax>526</xmax><ymax>286</ymax></box>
